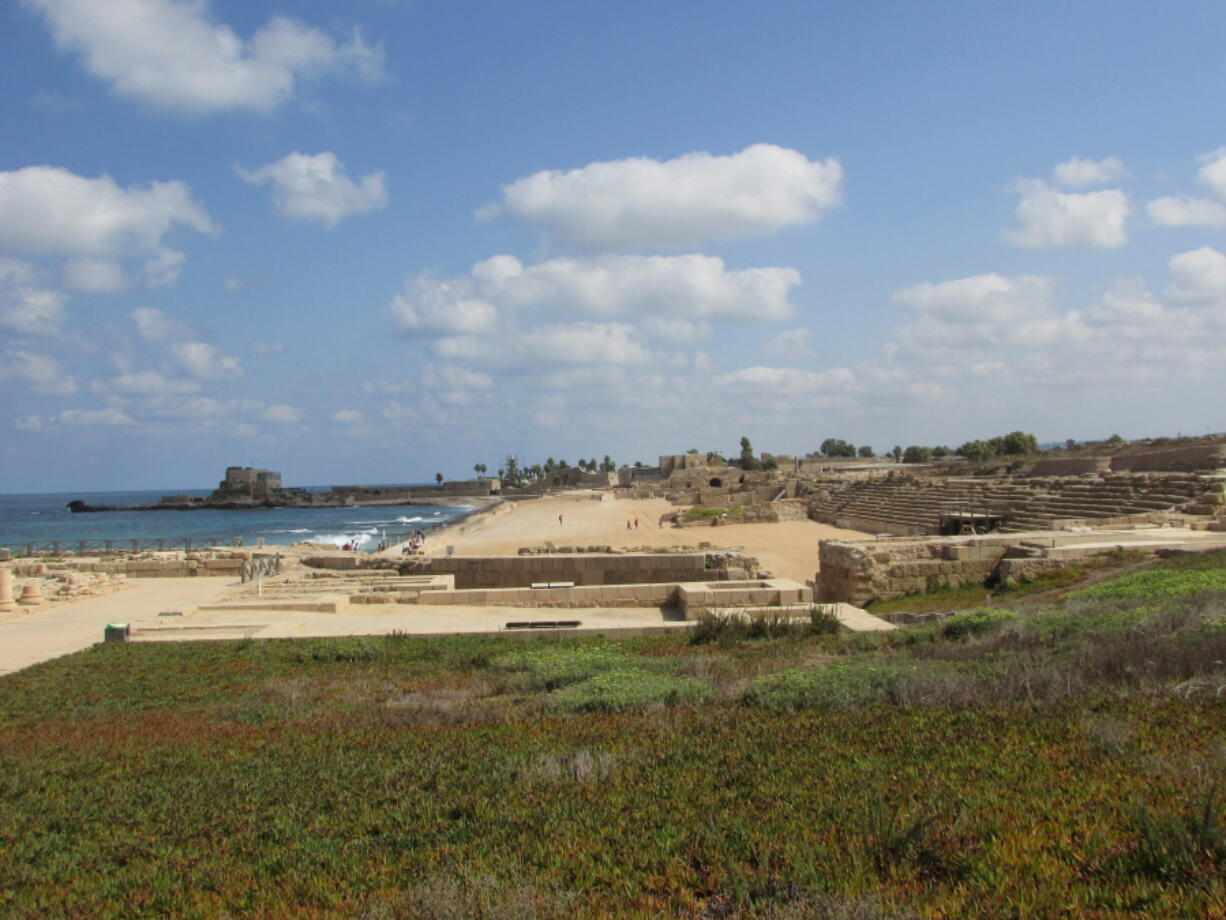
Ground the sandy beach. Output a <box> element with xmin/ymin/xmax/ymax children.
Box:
<box><xmin>400</xmin><ymin>491</ymin><xmax>872</xmax><ymax>584</ymax></box>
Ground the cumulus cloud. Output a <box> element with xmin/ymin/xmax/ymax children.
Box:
<box><xmin>330</xmin><ymin>408</ymin><xmax>364</xmax><ymax>424</ymax></box>
<box><xmin>63</xmin><ymin>257</ymin><xmax>126</xmax><ymax>292</ymax></box>
<box><xmin>390</xmin><ymin>254</ymin><xmax>800</xmax><ymax>334</ymax></box>
<box><xmin>1147</xmin><ymin>196</ymin><xmax>1226</xmax><ymax>227</ymax></box>
<box><xmin>715</xmin><ymin>365</ymin><xmax>854</xmax><ymax>396</ymax></box>
<box><xmin>762</xmin><ymin>328</ymin><xmax>817</xmax><ymax>359</ymax></box>
<box><xmin>0</xmin><ymin>261</ymin><xmax>66</xmax><ymax>336</ymax></box>
<box><xmin>237</xmin><ymin>152</ymin><xmax>387</xmax><ymax>226</ymax></box>
<box><xmin>1166</xmin><ymin>246</ymin><xmax>1226</xmax><ymax>305</ymax></box>
<box><xmin>1053</xmin><ymin>156</ymin><xmax>1126</xmax><ymax>188</ymax></box>
<box><xmin>131</xmin><ymin>307</ymin><xmax>191</xmax><ymax>341</ymax></box>
<box><xmin>433</xmin><ymin>322</ymin><xmax>652</xmax><ymax>370</ymax></box>
<box><xmin>261</xmin><ymin>404</ymin><xmax>301</xmax><ymax>424</ymax></box>
<box><xmin>893</xmin><ymin>273</ymin><xmax>1089</xmax><ymax>355</ymax></box>
<box><xmin>1</xmin><ymin>349</ymin><xmax>77</xmax><ymax>395</ymax></box>
<box><xmin>1148</xmin><ymin>148</ymin><xmax>1226</xmax><ymax>227</ymax></box>
<box><xmin>24</xmin><ymin>0</ymin><xmax>383</xmax><ymax>113</ymax></box>
<box><xmin>169</xmin><ymin>341</ymin><xmax>242</xmax><ymax>379</ymax></box>
<box><xmin>481</xmin><ymin>143</ymin><xmax>843</xmax><ymax>250</ymax></box>
<box><xmin>92</xmin><ymin>371</ymin><xmax>200</xmax><ymax>397</ymax></box>
<box><xmin>58</xmin><ymin>407</ymin><xmax>135</xmax><ymax>426</ymax></box>
<box><xmin>1006</xmin><ymin>179</ymin><xmax>1129</xmax><ymax>249</ymax></box>
<box><xmin>0</xmin><ymin>166</ymin><xmax>215</xmax><ymax>288</ymax></box>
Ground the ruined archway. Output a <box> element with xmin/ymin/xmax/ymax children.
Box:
<box><xmin>709</xmin><ymin>477</ymin><xmax>723</xmax><ymax>488</ymax></box>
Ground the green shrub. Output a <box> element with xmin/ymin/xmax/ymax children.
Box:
<box><xmin>941</xmin><ymin>608</ymin><xmax>1017</xmax><ymax>640</ymax></box>
<box><xmin>690</xmin><ymin>606</ymin><xmax>841</xmax><ymax>645</ymax></box>
<box><xmin>294</xmin><ymin>637</ymin><xmax>383</xmax><ymax>663</ymax></box>
<box><xmin>492</xmin><ymin>644</ymin><xmax>632</xmax><ymax>690</ymax></box>
<box><xmin>683</xmin><ymin>505</ymin><xmax>746</xmax><ymax>522</ymax></box>
<box><xmin>741</xmin><ymin>661</ymin><xmax>915</xmax><ymax>710</ymax></box>
<box><xmin>547</xmin><ymin>668</ymin><xmax>713</xmax><ymax>713</ymax></box>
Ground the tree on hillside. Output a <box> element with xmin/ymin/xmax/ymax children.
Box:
<box><xmin>858</xmin><ymin>445</ymin><xmax>875</xmax><ymax>458</ymax></box>
<box><xmin>739</xmin><ymin>436</ymin><xmax>760</xmax><ymax>470</ymax></box>
<box><xmin>1001</xmin><ymin>431</ymin><xmax>1039</xmax><ymax>455</ymax></box>
<box><xmin>601</xmin><ymin>455</ymin><xmax>616</xmax><ymax>472</ymax></box>
<box><xmin>902</xmin><ymin>445</ymin><xmax>932</xmax><ymax>464</ymax></box>
<box><xmin>435</xmin><ymin>472</ymin><xmax>444</xmax><ymax>485</ymax></box>
<box><xmin>892</xmin><ymin>445</ymin><xmax>903</xmax><ymax>463</ymax></box>
<box><xmin>820</xmin><ymin>438</ymin><xmax>856</xmax><ymax>458</ymax></box>
<box><xmin>761</xmin><ymin>453</ymin><xmax>779</xmax><ymax>470</ymax></box>
<box><xmin>932</xmin><ymin>445</ymin><xmax>951</xmax><ymax>459</ymax></box>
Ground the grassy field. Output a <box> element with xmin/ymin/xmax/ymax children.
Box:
<box><xmin>2</xmin><ymin>552</ymin><xmax>1226</xmax><ymax>918</ymax></box>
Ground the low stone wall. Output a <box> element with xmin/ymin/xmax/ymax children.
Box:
<box><xmin>411</xmin><ymin>553</ymin><xmax>709</xmax><ymax>589</ymax></box>
<box><xmin>737</xmin><ymin>500</ymin><xmax>810</xmax><ymax>523</ymax></box>
<box><xmin>13</xmin><ymin>551</ymin><xmax>262</xmax><ymax>578</ymax></box>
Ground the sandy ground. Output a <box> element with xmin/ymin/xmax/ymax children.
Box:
<box><xmin>397</xmin><ymin>492</ymin><xmax>872</xmax><ymax>584</ymax></box>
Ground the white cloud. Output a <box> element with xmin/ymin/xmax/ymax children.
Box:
<box><xmin>482</xmin><ymin>143</ymin><xmax>843</xmax><ymax>250</ymax></box>
<box><xmin>1006</xmin><ymin>179</ymin><xmax>1129</xmax><ymax>249</ymax></box>
<box><xmin>390</xmin><ymin>253</ymin><xmax>800</xmax><ymax>333</ymax></box>
<box><xmin>1053</xmin><ymin>156</ymin><xmax>1125</xmax><ymax>188</ymax></box>
<box><xmin>0</xmin><ymin>166</ymin><xmax>215</xmax><ymax>288</ymax></box>
<box><xmin>763</xmin><ymin>328</ymin><xmax>817</xmax><ymax>359</ymax></box>
<box><xmin>641</xmin><ymin>317</ymin><xmax>711</xmax><ymax>342</ymax></box>
<box><xmin>0</xmin><ymin>263</ymin><xmax>66</xmax><ymax>336</ymax></box>
<box><xmin>131</xmin><ymin>307</ymin><xmax>191</xmax><ymax>341</ymax></box>
<box><xmin>331</xmin><ymin>408</ymin><xmax>364</xmax><ymax>424</ymax></box>
<box><xmin>894</xmin><ymin>273</ymin><xmax>1088</xmax><ymax>354</ymax></box>
<box><xmin>261</xmin><ymin>404</ymin><xmax>301</xmax><ymax>424</ymax></box>
<box><xmin>58</xmin><ymin>407</ymin><xmax>134</xmax><ymax>426</ymax></box>
<box><xmin>63</xmin><ymin>257</ymin><xmax>126</xmax><ymax>292</ymax></box>
<box><xmin>433</xmin><ymin>322</ymin><xmax>652</xmax><ymax>370</ymax></box>
<box><xmin>1</xmin><ymin>349</ymin><xmax>77</xmax><ymax>395</ymax></box>
<box><xmin>92</xmin><ymin>371</ymin><xmax>200</xmax><ymax>397</ymax></box>
<box><xmin>1147</xmin><ymin>196</ymin><xmax>1226</xmax><ymax>227</ymax></box>
<box><xmin>237</xmin><ymin>152</ymin><xmax>387</xmax><ymax>226</ymax></box>
<box><xmin>25</xmin><ymin>0</ymin><xmax>383</xmax><ymax>114</ymax></box>
<box><xmin>714</xmin><ymin>365</ymin><xmax>855</xmax><ymax>397</ymax></box>
<box><xmin>169</xmin><ymin>340</ymin><xmax>242</xmax><ymax>379</ymax></box>
<box><xmin>1166</xmin><ymin>246</ymin><xmax>1226</xmax><ymax>305</ymax></box>
<box><xmin>1148</xmin><ymin>148</ymin><xmax>1226</xmax><ymax>228</ymax></box>
<box><xmin>422</xmin><ymin>365</ymin><xmax>493</xmax><ymax>390</ymax></box>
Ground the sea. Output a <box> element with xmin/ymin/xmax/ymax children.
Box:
<box><xmin>0</xmin><ymin>488</ymin><xmax>472</xmax><ymax>554</ymax></box>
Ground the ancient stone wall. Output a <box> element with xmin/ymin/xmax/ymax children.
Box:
<box><xmin>398</xmin><ymin>552</ymin><xmax>710</xmax><ymax>589</ymax></box>
<box><xmin>1026</xmin><ymin>458</ymin><xmax>1111</xmax><ymax>476</ymax></box>
<box><xmin>1109</xmin><ymin>444</ymin><xmax>1226</xmax><ymax>473</ymax></box>
<box><xmin>817</xmin><ymin>538</ymin><xmax>1007</xmax><ymax>605</ymax></box>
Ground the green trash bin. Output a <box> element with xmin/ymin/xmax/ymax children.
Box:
<box><xmin>104</xmin><ymin>622</ymin><xmax>129</xmax><ymax>643</ymax></box>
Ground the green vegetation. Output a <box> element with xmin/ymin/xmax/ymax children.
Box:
<box><xmin>683</xmin><ymin>505</ymin><xmax>746</xmax><ymax>522</ymax></box>
<box><xmin>2</xmin><ymin>551</ymin><xmax>1226</xmax><ymax>917</ymax></box>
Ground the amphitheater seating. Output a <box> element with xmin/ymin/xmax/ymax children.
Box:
<box><xmin>806</xmin><ymin>473</ymin><xmax>1213</xmax><ymax>535</ymax></box>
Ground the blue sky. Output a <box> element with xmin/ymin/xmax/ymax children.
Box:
<box><xmin>2</xmin><ymin>0</ymin><xmax>1225</xmax><ymax>492</ymax></box>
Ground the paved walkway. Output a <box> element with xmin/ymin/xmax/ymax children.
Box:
<box><xmin>0</xmin><ymin>577</ymin><xmax>235</xmax><ymax>675</ymax></box>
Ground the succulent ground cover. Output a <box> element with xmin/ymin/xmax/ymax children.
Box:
<box><xmin>1</xmin><ymin>553</ymin><xmax>1225</xmax><ymax>918</ymax></box>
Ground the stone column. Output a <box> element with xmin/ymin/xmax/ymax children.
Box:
<box><xmin>0</xmin><ymin>567</ymin><xmax>15</xmax><ymax>613</ymax></box>
<box><xmin>18</xmin><ymin>583</ymin><xmax>44</xmax><ymax>606</ymax></box>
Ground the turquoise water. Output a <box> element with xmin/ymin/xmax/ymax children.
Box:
<box><xmin>0</xmin><ymin>489</ymin><xmax>470</xmax><ymax>553</ymax></box>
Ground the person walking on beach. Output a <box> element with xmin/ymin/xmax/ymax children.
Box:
<box><xmin>559</xmin><ymin>514</ymin><xmax>563</xmax><ymax>526</ymax></box>
<box><xmin>634</xmin><ymin>518</ymin><xmax>639</xmax><ymax>530</ymax></box>
<box><xmin>627</xmin><ymin>520</ymin><xmax>632</xmax><ymax>530</ymax></box>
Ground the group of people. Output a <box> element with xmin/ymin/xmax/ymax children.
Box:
<box><xmin>400</xmin><ymin>528</ymin><xmax>429</xmax><ymax>555</ymax></box>
<box><xmin>626</xmin><ymin>518</ymin><xmax>640</xmax><ymax>530</ymax></box>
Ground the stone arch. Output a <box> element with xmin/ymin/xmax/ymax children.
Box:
<box><xmin>708</xmin><ymin>477</ymin><xmax>723</xmax><ymax>488</ymax></box>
